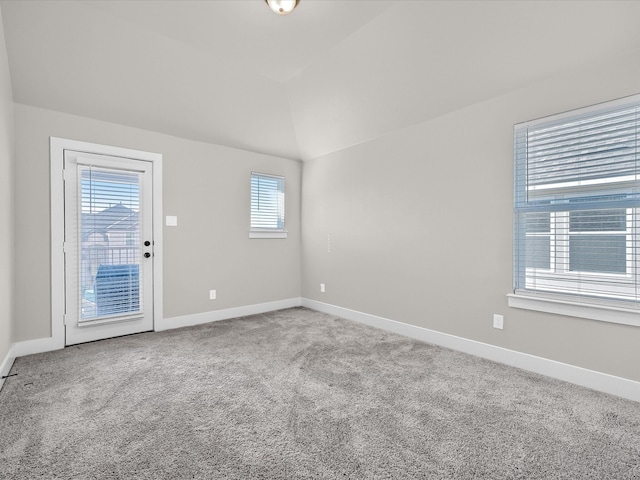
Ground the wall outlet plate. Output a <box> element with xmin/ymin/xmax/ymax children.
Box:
<box><xmin>493</xmin><ymin>314</ymin><xmax>504</xmax><ymax>329</ymax></box>
<box><xmin>320</xmin><ymin>283</ymin><xmax>325</xmax><ymax>293</ymax></box>
<box><xmin>209</xmin><ymin>289</ymin><xmax>216</xmax><ymax>300</ymax></box>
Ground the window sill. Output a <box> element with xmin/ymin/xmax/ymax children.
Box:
<box><xmin>249</xmin><ymin>231</ymin><xmax>287</xmax><ymax>239</ymax></box>
<box><xmin>507</xmin><ymin>293</ymin><xmax>640</xmax><ymax>327</ymax></box>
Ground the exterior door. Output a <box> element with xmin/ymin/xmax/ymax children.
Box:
<box><xmin>64</xmin><ymin>150</ymin><xmax>154</xmax><ymax>345</ymax></box>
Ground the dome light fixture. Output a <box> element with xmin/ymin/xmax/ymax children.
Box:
<box><xmin>265</xmin><ymin>0</ymin><xmax>299</xmax><ymax>16</ymax></box>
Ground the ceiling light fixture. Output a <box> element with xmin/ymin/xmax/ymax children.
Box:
<box><xmin>265</xmin><ymin>0</ymin><xmax>299</xmax><ymax>16</ymax></box>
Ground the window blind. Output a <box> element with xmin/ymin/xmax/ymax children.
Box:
<box><xmin>79</xmin><ymin>166</ymin><xmax>142</xmax><ymax>321</ymax></box>
<box><xmin>250</xmin><ymin>172</ymin><xmax>285</xmax><ymax>233</ymax></box>
<box><xmin>514</xmin><ymin>96</ymin><xmax>640</xmax><ymax>305</ymax></box>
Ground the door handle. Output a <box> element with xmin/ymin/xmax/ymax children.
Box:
<box><xmin>144</xmin><ymin>252</ymin><xmax>151</xmax><ymax>258</ymax></box>
<box><xmin>144</xmin><ymin>240</ymin><xmax>151</xmax><ymax>246</ymax></box>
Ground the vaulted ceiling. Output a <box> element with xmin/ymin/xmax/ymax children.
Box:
<box><xmin>2</xmin><ymin>0</ymin><xmax>640</xmax><ymax>161</ymax></box>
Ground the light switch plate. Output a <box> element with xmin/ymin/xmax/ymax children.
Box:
<box><xmin>166</xmin><ymin>215</ymin><xmax>178</xmax><ymax>227</ymax></box>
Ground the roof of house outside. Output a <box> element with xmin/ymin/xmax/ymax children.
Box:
<box><xmin>81</xmin><ymin>204</ymin><xmax>139</xmax><ymax>241</ymax></box>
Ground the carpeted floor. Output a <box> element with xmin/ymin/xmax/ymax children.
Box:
<box><xmin>1</xmin><ymin>307</ymin><xmax>639</xmax><ymax>479</ymax></box>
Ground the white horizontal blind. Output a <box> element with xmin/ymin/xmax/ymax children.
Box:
<box><xmin>514</xmin><ymin>96</ymin><xmax>640</xmax><ymax>306</ymax></box>
<box><xmin>250</xmin><ymin>172</ymin><xmax>285</xmax><ymax>232</ymax></box>
<box><xmin>78</xmin><ymin>165</ymin><xmax>143</xmax><ymax>321</ymax></box>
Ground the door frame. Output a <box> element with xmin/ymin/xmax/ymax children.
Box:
<box><xmin>51</xmin><ymin>137</ymin><xmax>163</xmax><ymax>349</ymax></box>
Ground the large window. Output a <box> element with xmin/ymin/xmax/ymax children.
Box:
<box><xmin>513</xmin><ymin>95</ymin><xmax>640</xmax><ymax>313</ymax></box>
<box><xmin>250</xmin><ymin>172</ymin><xmax>286</xmax><ymax>239</ymax></box>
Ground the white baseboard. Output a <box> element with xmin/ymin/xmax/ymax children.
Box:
<box><xmin>301</xmin><ymin>298</ymin><xmax>640</xmax><ymax>403</ymax></box>
<box><xmin>155</xmin><ymin>297</ymin><xmax>302</xmax><ymax>332</ymax></box>
<box><xmin>0</xmin><ymin>343</ymin><xmax>16</xmax><ymax>392</ymax></box>
<box><xmin>8</xmin><ymin>298</ymin><xmax>303</xmax><ymax>359</ymax></box>
<box><xmin>14</xmin><ymin>336</ymin><xmax>63</xmax><ymax>357</ymax></box>
<box><xmin>9</xmin><ymin>297</ymin><xmax>637</xmax><ymax>402</ymax></box>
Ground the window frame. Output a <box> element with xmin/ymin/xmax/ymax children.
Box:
<box><xmin>510</xmin><ymin>94</ymin><xmax>640</xmax><ymax>326</ymax></box>
<box><xmin>249</xmin><ymin>172</ymin><xmax>287</xmax><ymax>239</ymax></box>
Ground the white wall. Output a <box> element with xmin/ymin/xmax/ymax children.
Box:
<box><xmin>13</xmin><ymin>104</ymin><xmax>301</xmax><ymax>341</ymax></box>
<box><xmin>301</xmin><ymin>52</ymin><xmax>640</xmax><ymax>382</ymax></box>
<box><xmin>0</xmin><ymin>8</ymin><xmax>14</xmax><ymax>366</ymax></box>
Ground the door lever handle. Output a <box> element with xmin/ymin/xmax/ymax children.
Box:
<box><xmin>144</xmin><ymin>252</ymin><xmax>151</xmax><ymax>258</ymax></box>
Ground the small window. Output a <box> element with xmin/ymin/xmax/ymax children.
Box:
<box><xmin>250</xmin><ymin>172</ymin><xmax>286</xmax><ymax>239</ymax></box>
<box><xmin>513</xmin><ymin>95</ymin><xmax>640</xmax><ymax>310</ymax></box>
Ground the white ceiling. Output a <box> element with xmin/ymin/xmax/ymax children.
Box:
<box><xmin>2</xmin><ymin>0</ymin><xmax>640</xmax><ymax>161</ymax></box>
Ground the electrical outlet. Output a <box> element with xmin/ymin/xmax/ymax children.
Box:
<box><xmin>493</xmin><ymin>314</ymin><xmax>504</xmax><ymax>330</ymax></box>
<box><xmin>320</xmin><ymin>283</ymin><xmax>325</xmax><ymax>293</ymax></box>
<box><xmin>209</xmin><ymin>290</ymin><xmax>217</xmax><ymax>300</ymax></box>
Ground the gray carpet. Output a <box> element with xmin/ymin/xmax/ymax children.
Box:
<box><xmin>1</xmin><ymin>307</ymin><xmax>639</xmax><ymax>479</ymax></box>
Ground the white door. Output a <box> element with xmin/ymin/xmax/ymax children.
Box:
<box><xmin>64</xmin><ymin>150</ymin><xmax>154</xmax><ymax>345</ymax></box>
